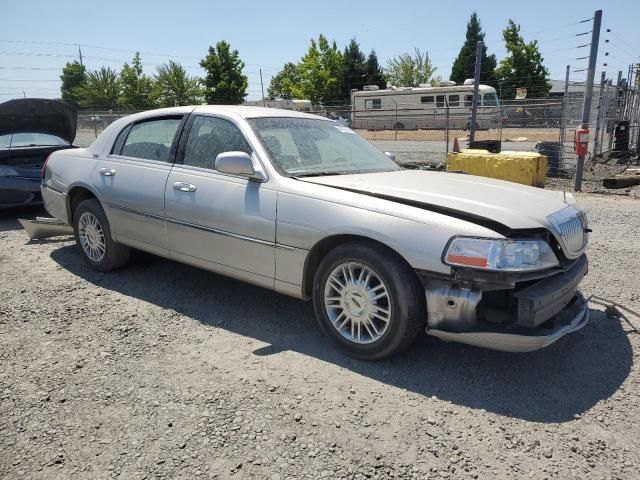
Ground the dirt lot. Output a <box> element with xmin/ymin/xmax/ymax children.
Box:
<box><xmin>1</xmin><ymin>194</ymin><xmax>639</xmax><ymax>480</ymax></box>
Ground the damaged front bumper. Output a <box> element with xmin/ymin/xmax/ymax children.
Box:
<box><xmin>423</xmin><ymin>255</ymin><xmax>590</xmax><ymax>352</ymax></box>
<box><xmin>427</xmin><ymin>293</ymin><xmax>589</xmax><ymax>352</ymax></box>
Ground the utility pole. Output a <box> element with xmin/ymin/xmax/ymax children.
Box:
<box><xmin>469</xmin><ymin>41</ymin><xmax>483</xmax><ymax>144</ymax></box>
<box><xmin>593</xmin><ymin>71</ymin><xmax>606</xmax><ymax>158</ymax></box>
<box><xmin>574</xmin><ymin>9</ymin><xmax>602</xmax><ymax>192</ymax></box>
<box><xmin>78</xmin><ymin>44</ymin><xmax>83</xmax><ymax>67</ymax></box>
<box><xmin>259</xmin><ymin>69</ymin><xmax>266</xmax><ymax>107</ymax></box>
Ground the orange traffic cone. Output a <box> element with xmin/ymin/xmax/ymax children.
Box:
<box><xmin>452</xmin><ymin>137</ymin><xmax>460</xmax><ymax>153</ymax></box>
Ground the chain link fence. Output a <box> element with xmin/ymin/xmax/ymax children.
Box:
<box><xmin>75</xmin><ymin>87</ymin><xmax>640</xmax><ymax>192</ymax></box>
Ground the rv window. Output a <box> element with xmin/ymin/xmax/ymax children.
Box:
<box><xmin>483</xmin><ymin>93</ymin><xmax>498</xmax><ymax>106</ymax></box>
<box><xmin>421</xmin><ymin>96</ymin><xmax>434</xmax><ymax>104</ymax></box>
<box><xmin>449</xmin><ymin>95</ymin><xmax>460</xmax><ymax>107</ymax></box>
<box><xmin>464</xmin><ymin>95</ymin><xmax>473</xmax><ymax>107</ymax></box>
<box><xmin>364</xmin><ymin>98</ymin><xmax>381</xmax><ymax>110</ymax></box>
<box><xmin>436</xmin><ymin>95</ymin><xmax>445</xmax><ymax>108</ymax></box>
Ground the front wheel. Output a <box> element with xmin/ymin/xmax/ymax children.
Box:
<box><xmin>312</xmin><ymin>242</ymin><xmax>425</xmax><ymax>360</ymax></box>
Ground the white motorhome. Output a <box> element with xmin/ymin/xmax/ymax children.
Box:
<box><xmin>351</xmin><ymin>81</ymin><xmax>501</xmax><ymax>130</ymax></box>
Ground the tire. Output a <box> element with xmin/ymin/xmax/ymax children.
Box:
<box><xmin>312</xmin><ymin>241</ymin><xmax>425</xmax><ymax>360</ymax></box>
<box><xmin>73</xmin><ymin>198</ymin><xmax>130</xmax><ymax>272</ymax></box>
<box><xmin>393</xmin><ymin>122</ymin><xmax>405</xmax><ymax>130</ymax></box>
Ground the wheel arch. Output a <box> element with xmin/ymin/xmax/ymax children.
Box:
<box><xmin>66</xmin><ymin>183</ymin><xmax>102</xmax><ymax>225</ymax></box>
<box><xmin>301</xmin><ymin>234</ymin><xmax>419</xmax><ymax>299</ymax></box>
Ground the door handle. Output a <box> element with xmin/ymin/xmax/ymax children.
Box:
<box><xmin>99</xmin><ymin>168</ymin><xmax>116</xmax><ymax>177</ymax></box>
<box><xmin>173</xmin><ymin>181</ymin><xmax>197</xmax><ymax>192</ymax></box>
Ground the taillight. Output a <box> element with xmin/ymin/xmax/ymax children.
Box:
<box><xmin>41</xmin><ymin>153</ymin><xmax>52</xmax><ymax>179</ymax></box>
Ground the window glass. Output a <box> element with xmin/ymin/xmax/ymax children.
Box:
<box><xmin>0</xmin><ymin>133</ymin><xmax>67</xmax><ymax>148</ymax></box>
<box><xmin>464</xmin><ymin>95</ymin><xmax>473</xmax><ymax>107</ymax></box>
<box><xmin>436</xmin><ymin>95</ymin><xmax>445</xmax><ymax>108</ymax></box>
<box><xmin>121</xmin><ymin>118</ymin><xmax>181</xmax><ymax>162</ymax></box>
<box><xmin>449</xmin><ymin>95</ymin><xmax>460</xmax><ymax>107</ymax></box>
<box><xmin>483</xmin><ymin>92</ymin><xmax>499</xmax><ymax>106</ymax></box>
<box><xmin>364</xmin><ymin>98</ymin><xmax>381</xmax><ymax>110</ymax></box>
<box><xmin>183</xmin><ymin>116</ymin><xmax>252</xmax><ymax>170</ymax></box>
<box><xmin>421</xmin><ymin>96</ymin><xmax>434</xmax><ymax>104</ymax></box>
<box><xmin>249</xmin><ymin>117</ymin><xmax>399</xmax><ymax>177</ymax></box>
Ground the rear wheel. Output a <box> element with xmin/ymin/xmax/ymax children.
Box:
<box><xmin>312</xmin><ymin>242</ymin><xmax>424</xmax><ymax>360</ymax></box>
<box><xmin>73</xmin><ymin>199</ymin><xmax>130</xmax><ymax>271</ymax></box>
<box><xmin>393</xmin><ymin>122</ymin><xmax>405</xmax><ymax>130</ymax></box>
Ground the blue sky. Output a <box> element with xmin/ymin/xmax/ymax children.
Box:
<box><xmin>1</xmin><ymin>0</ymin><xmax>638</xmax><ymax>102</ymax></box>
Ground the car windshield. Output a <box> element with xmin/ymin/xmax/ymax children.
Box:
<box><xmin>248</xmin><ymin>117</ymin><xmax>400</xmax><ymax>177</ymax></box>
<box><xmin>0</xmin><ymin>133</ymin><xmax>67</xmax><ymax>149</ymax></box>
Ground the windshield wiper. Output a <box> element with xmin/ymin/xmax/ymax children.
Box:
<box><xmin>292</xmin><ymin>171</ymin><xmax>346</xmax><ymax>178</ymax></box>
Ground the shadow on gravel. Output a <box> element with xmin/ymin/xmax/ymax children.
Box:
<box><xmin>50</xmin><ymin>245</ymin><xmax>633</xmax><ymax>424</ymax></box>
<box><xmin>0</xmin><ymin>205</ymin><xmax>47</xmax><ymax>233</ymax></box>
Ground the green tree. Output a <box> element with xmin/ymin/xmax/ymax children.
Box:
<box><xmin>75</xmin><ymin>67</ymin><xmax>121</xmax><ymax>110</ymax></box>
<box><xmin>59</xmin><ymin>61</ymin><xmax>86</xmax><ymax>108</ymax></box>
<box><xmin>364</xmin><ymin>50</ymin><xmax>386</xmax><ymax>89</ymax></box>
<box><xmin>294</xmin><ymin>34</ymin><xmax>344</xmax><ymax>106</ymax></box>
<box><xmin>495</xmin><ymin>20</ymin><xmax>551</xmax><ymax>99</ymax></box>
<box><xmin>200</xmin><ymin>41</ymin><xmax>248</xmax><ymax>105</ymax></box>
<box><xmin>119</xmin><ymin>52</ymin><xmax>154</xmax><ymax>109</ymax></box>
<box><xmin>152</xmin><ymin>61</ymin><xmax>202</xmax><ymax>107</ymax></box>
<box><xmin>267</xmin><ymin>62</ymin><xmax>299</xmax><ymax>99</ymax></box>
<box><xmin>384</xmin><ymin>48</ymin><xmax>437</xmax><ymax>87</ymax></box>
<box><xmin>450</xmin><ymin>13</ymin><xmax>497</xmax><ymax>87</ymax></box>
<box><xmin>341</xmin><ymin>38</ymin><xmax>367</xmax><ymax>100</ymax></box>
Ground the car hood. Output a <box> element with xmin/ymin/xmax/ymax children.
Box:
<box><xmin>300</xmin><ymin>170</ymin><xmax>574</xmax><ymax>231</ymax></box>
<box><xmin>0</xmin><ymin>98</ymin><xmax>77</xmax><ymax>144</ymax></box>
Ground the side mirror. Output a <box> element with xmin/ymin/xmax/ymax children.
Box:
<box><xmin>384</xmin><ymin>151</ymin><xmax>396</xmax><ymax>162</ymax></box>
<box><xmin>215</xmin><ymin>151</ymin><xmax>258</xmax><ymax>178</ymax></box>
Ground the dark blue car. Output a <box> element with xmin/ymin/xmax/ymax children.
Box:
<box><xmin>0</xmin><ymin>98</ymin><xmax>77</xmax><ymax>209</ymax></box>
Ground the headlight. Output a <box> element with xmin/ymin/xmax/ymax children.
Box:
<box><xmin>444</xmin><ymin>237</ymin><xmax>559</xmax><ymax>272</ymax></box>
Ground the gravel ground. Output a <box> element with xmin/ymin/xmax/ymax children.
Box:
<box><xmin>1</xmin><ymin>194</ymin><xmax>639</xmax><ymax>480</ymax></box>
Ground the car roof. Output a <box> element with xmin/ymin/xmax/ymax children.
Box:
<box><xmin>193</xmin><ymin>104</ymin><xmax>326</xmax><ymax>120</ymax></box>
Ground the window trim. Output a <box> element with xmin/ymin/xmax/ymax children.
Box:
<box><xmin>110</xmin><ymin>115</ymin><xmax>186</xmax><ymax>163</ymax></box>
<box><xmin>448</xmin><ymin>94</ymin><xmax>460</xmax><ymax>107</ymax></box>
<box><xmin>420</xmin><ymin>95</ymin><xmax>434</xmax><ymax>105</ymax></box>
<box><xmin>436</xmin><ymin>95</ymin><xmax>445</xmax><ymax>108</ymax></box>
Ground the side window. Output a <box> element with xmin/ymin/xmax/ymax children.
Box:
<box><xmin>449</xmin><ymin>95</ymin><xmax>460</xmax><ymax>107</ymax></box>
<box><xmin>183</xmin><ymin>116</ymin><xmax>252</xmax><ymax>170</ymax></box>
<box><xmin>436</xmin><ymin>95</ymin><xmax>445</xmax><ymax>108</ymax></box>
<box><xmin>464</xmin><ymin>95</ymin><xmax>473</xmax><ymax>107</ymax></box>
<box><xmin>421</xmin><ymin>95</ymin><xmax>434</xmax><ymax>104</ymax></box>
<box><xmin>120</xmin><ymin>118</ymin><xmax>182</xmax><ymax>162</ymax></box>
<box><xmin>364</xmin><ymin>98</ymin><xmax>381</xmax><ymax>110</ymax></box>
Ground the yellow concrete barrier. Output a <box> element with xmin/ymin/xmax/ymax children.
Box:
<box><xmin>447</xmin><ymin>149</ymin><xmax>548</xmax><ymax>187</ymax></box>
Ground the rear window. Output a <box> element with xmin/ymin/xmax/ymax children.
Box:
<box><xmin>0</xmin><ymin>133</ymin><xmax>67</xmax><ymax>149</ymax></box>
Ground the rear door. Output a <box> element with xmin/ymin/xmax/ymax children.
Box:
<box><xmin>92</xmin><ymin>115</ymin><xmax>184</xmax><ymax>254</ymax></box>
<box><xmin>164</xmin><ymin>114</ymin><xmax>277</xmax><ymax>286</ymax></box>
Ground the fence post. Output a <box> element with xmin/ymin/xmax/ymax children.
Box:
<box><xmin>444</xmin><ymin>97</ymin><xmax>450</xmax><ymax>165</ymax></box>
<box><xmin>558</xmin><ymin>65</ymin><xmax>571</xmax><ymax>170</ymax></box>
<box><xmin>469</xmin><ymin>41</ymin><xmax>483</xmax><ymax>144</ymax></box>
<box><xmin>608</xmin><ymin>71</ymin><xmax>623</xmax><ymax>150</ymax></box>
<box><xmin>575</xmin><ymin>9</ymin><xmax>602</xmax><ymax>192</ymax></box>
<box><xmin>593</xmin><ymin>71</ymin><xmax>606</xmax><ymax>159</ymax></box>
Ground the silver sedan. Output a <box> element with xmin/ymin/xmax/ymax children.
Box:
<box><xmin>41</xmin><ymin>106</ymin><xmax>589</xmax><ymax>359</ymax></box>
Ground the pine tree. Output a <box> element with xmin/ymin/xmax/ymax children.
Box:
<box><xmin>450</xmin><ymin>13</ymin><xmax>497</xmax><ymax>87</ymax></box>
<box><xmin>200</xmin><ymin>41</ymin><xmax>248</xmax><ymax>105</ymax></box>
<box><xmin>364</xmin><ymin>50</ymin><xmax>386</xmax><ymax>89</ymax></box>
<box><xmin>495</xmin><ymin>20</ymin><xmax>551</xmax><ymax>99</ymax></box>
<box><xmin>341</xmin><ymin>38</ymin><xmax>367</xmax><ymax>100</ymax></box>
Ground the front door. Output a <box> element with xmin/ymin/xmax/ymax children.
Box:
<box><xmin>92</xmin><ymin>116</ymin><xmax>183</xmax><ymax>254</ymax></box>
<box><xmin>164</xmin><ymin>114</ymin><xmax>277</xmax><ymax>287</ymax></box>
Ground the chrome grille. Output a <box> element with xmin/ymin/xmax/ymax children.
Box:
<box><xmin>548</xmin><ymin>206</ymin><xmax>587</xmax><ymax>257</ymax></box>
<box><xmin>557</xmin><ymin>215</ymin><xmax>585</xmax><ymax>253</ymax></box>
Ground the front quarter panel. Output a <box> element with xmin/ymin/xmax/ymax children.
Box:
<box><xmin>275</xmin><ymin>177</ymin><xmax>504</xmax><ymax>287</ymax></box>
